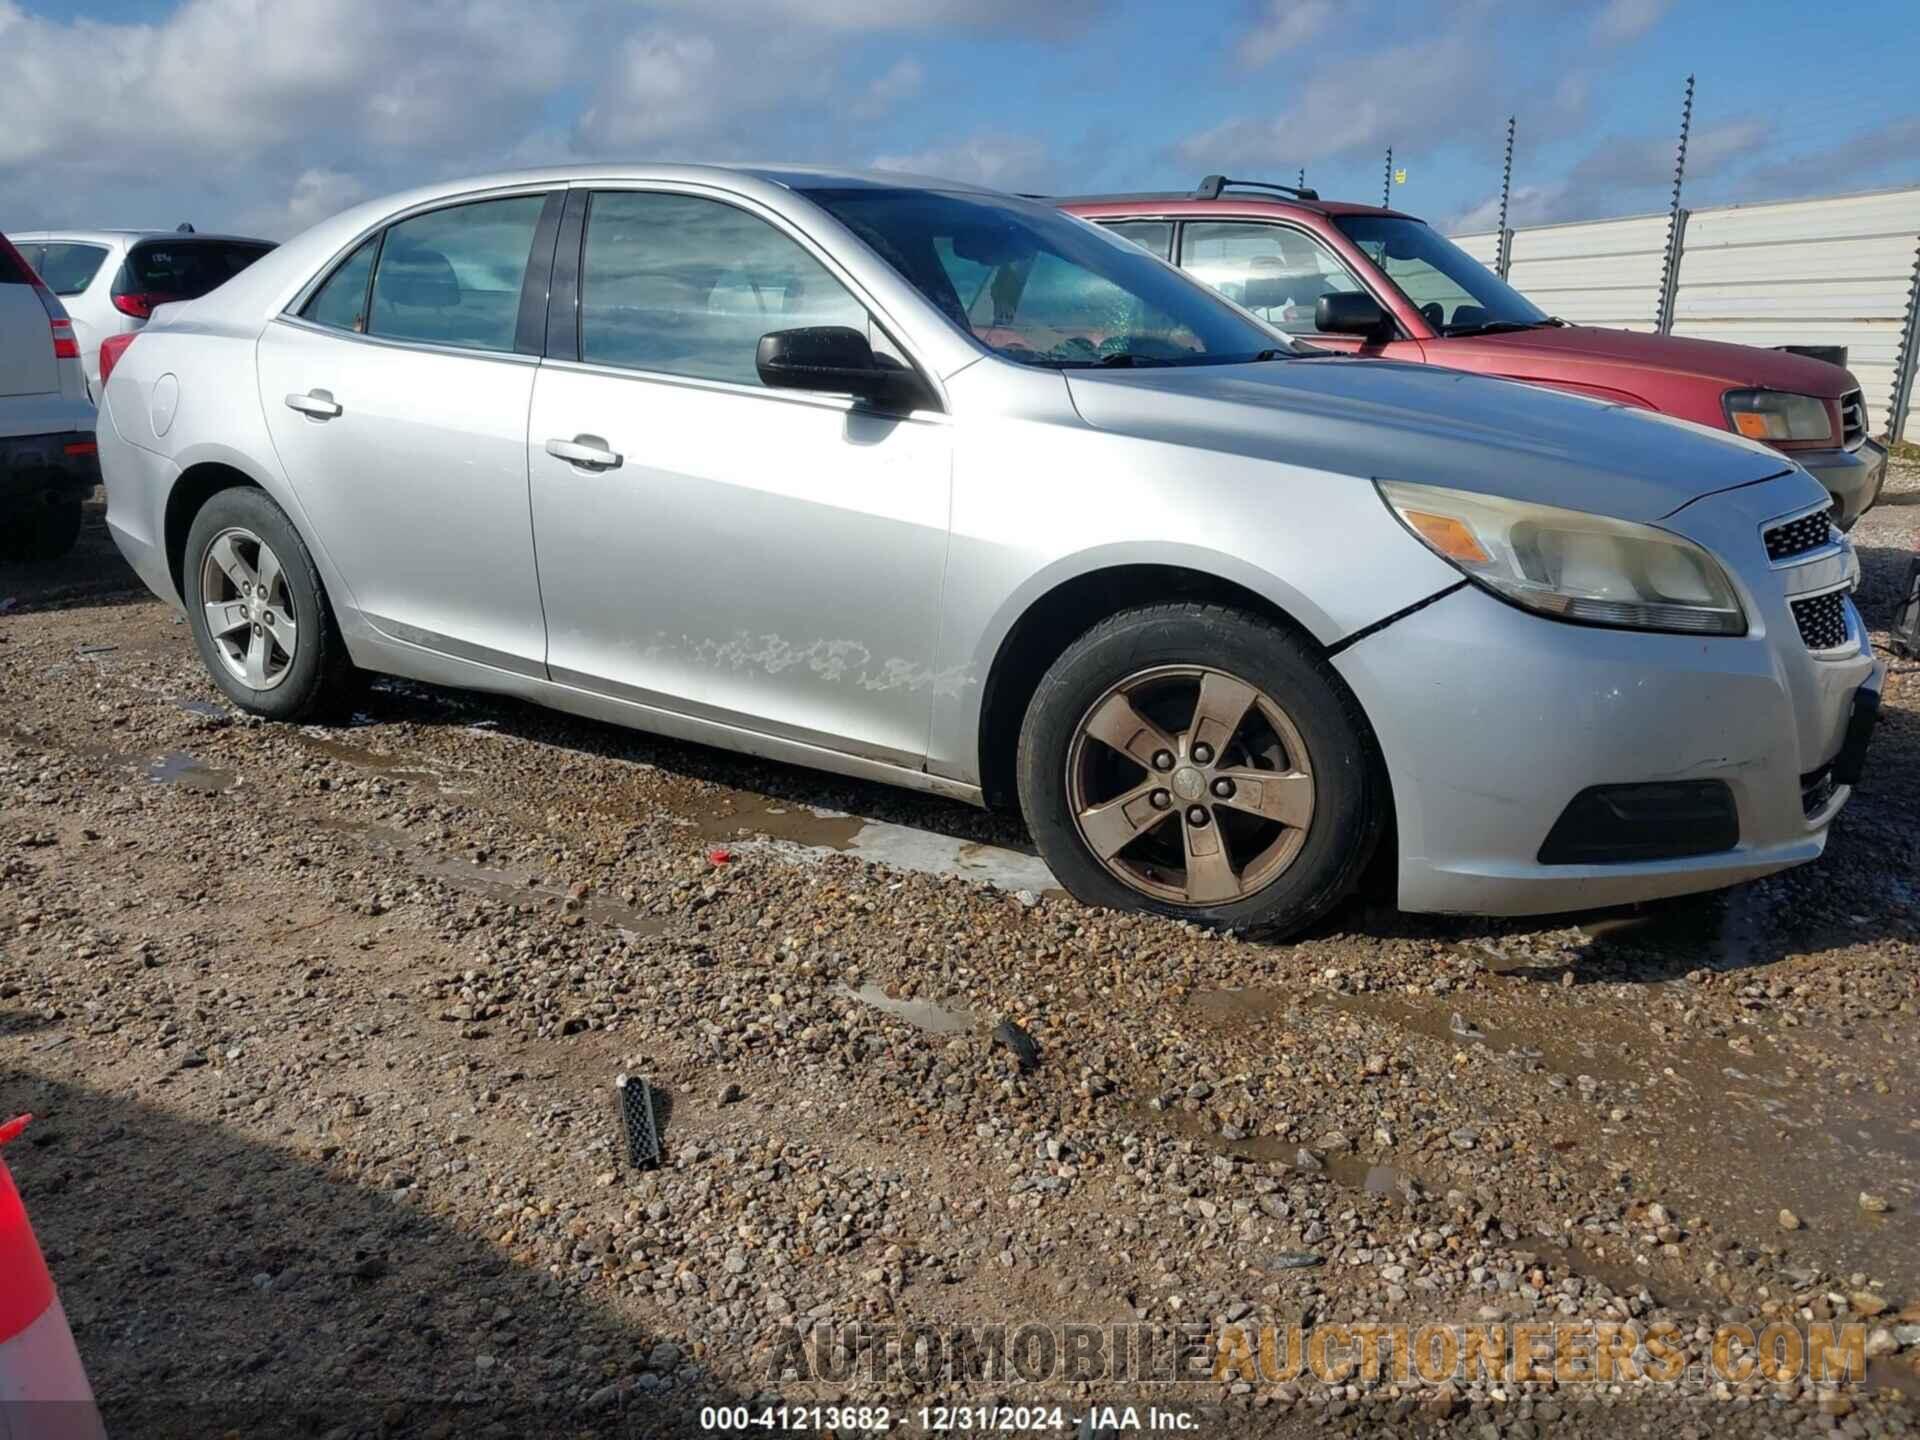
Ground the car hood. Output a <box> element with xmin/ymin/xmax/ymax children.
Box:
<box><xmin>1064</xmin><ymin>356</ymin><xmax>1791</xmax><ymax>525</ymax></box>
<box><xmin>1456</xmin><ymin>323</ymin><xmax>1856</xmax><ymax>396</ymax></box>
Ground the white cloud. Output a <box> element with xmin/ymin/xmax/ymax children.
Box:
<box><xmin>1235</xmin><ymin>0</ymin><xmax>1334</xmax><ymax>69</ymax></box>
<box><xmin>647</xmin><ymin>0</ymin><xmax>1107</xmax><ymax>34</ymax></box>
<box><xmin>1177</xmin><ymin>34</ymin><xmax>1487</xmax><ymax>171</ymax></box>
<box><xmin>574</xmin><ymin>28</ymin><xmax>725</xmax><ymax>150</ymax></box>
<box><xmin>872</xmin><ymin>134</ymin><xmax>1051</xmax><ymax>190</ymax></box>
<box><xmin>1589</xmin><ymin>0</ymin><xmax>1672</xmax><ymax>43</ymax></box>
<box><xmin>853</xmin><ymin>58</ymin><xmax>926</xmax><ymax>121</ymax></box>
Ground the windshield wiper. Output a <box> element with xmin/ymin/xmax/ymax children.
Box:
<box><xmin>1441</xmin><ymin>319</ymin><xmax>1556</xmax><ymax>338</ymax></box>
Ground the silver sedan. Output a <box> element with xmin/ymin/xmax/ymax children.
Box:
<box><xmin>94</xmin><ymin>165</ymin><xmax>1882</xmax><ymax>933</ymax></box>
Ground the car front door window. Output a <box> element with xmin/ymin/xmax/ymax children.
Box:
<box><xmin>579</xmin><ymin>192</ymin><xmax>868</xmax><ymax>385</ymax></box>
<box><xmin>1181</xmin><ymin>221</ymin><xmax>1368</xmax><ymax>336</ymax></box>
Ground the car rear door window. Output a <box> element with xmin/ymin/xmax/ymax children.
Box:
<box><xmin>125</xmin><ymin>239</ymin><xmax>274</xmax><ymax>301</ymax></box>
<box><xmin>367</xmin><ymin>196</ymin><xmax>546</xmax><ymax>354</ymax></box>
<box><xmin>32</xmin><ymin>243</ymin><xmax>111</xmax><ymax>296</ymax></box>
<box><xmin>1100</xmin><ymin>220</ymin><xmax>1173</xmax><ymax>260</ymax></box>
<box><xmin>1181</xmin><ymin>221</ymin><xmax>1369</xmax><ymax>335</ymax></box>
<box><xmin>301</xmin><ymin>236</ymin><xmax>381</xmax><ymax>334</ymax></box>
<box><xmin>578</xmin><ymin>191</ymin><xmax>868</xmax><ymax>386</ymax></box>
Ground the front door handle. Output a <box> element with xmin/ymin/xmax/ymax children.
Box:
<box><xmin>285</xmin><ymin>389</ymin><xmax>342</xmax><ymax>420</ymax></box>
<box><xmin>545</xmin><ymin>435</ymin><xmax>622</xmax><ymax>471</ymax></box>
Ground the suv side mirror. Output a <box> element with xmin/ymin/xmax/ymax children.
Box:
<box><xmin>756</xmin><ymin>326</ymin><xmax>928</xmax><ymax>411</ymax></box>
<box><xmin>1314</xmin><ymin>292</ymin><xmax>1392</xmax><ymax>340</ymax></box>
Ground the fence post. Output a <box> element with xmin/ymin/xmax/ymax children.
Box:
<box><xmin>1655</xmin><ymin>73</ymin><xmax>1694</xmax><ymax>335</ymax></box>
<box><xmin>1495</xmin><ymin>116</ymin><xmax>1516</xmax><ymax>279</ymax></box>
<box><xmin>1891</xmin><ymin>234</ymin><xmax>1920</xmax><ymax>443</ymax></box>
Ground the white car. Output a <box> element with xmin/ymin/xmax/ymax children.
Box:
<box><xmin>1</xmin><ymin>232</ymin><xmax>96</xmax><ymax>560</ymax></box>
<box><xmin>4</xmin><ymin>228</ymin><xmax>274</xmax><ymax>393</ymax></box>
<box><xmin>95</xmin><ymin>166</ymin><xmax>1881</xmax><ymax>933</ymax></box>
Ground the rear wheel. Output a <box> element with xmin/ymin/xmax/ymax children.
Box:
<box><xmin>1017</xmin><ymin>603</ymin><xmax>1385</xmax><ymax>934</ymax></box>
<box><xmin>1</xmin><ymin>491</ymin><xmax>83</xmax><ymax>562</ymax></box>
<box><xmin>183</xmin><ymin>487</ymin><xmax>359</xmax><ymax>721</ymax></box>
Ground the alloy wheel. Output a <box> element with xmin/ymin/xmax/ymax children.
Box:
<box><xmin>199</xmin><ymin>526</ymin><xmax>297</xmax><ymax>690</ymax></box>
<box><xmin>1065</xmin><ymin>664</ymin><xmax>1315</xmax><ymax>906</ymax></box>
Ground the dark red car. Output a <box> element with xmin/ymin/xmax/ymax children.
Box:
<box><xmin>1060</xmin><ymin>177</ymin><xmax>1887</xmax><ymax>527</ymax></box>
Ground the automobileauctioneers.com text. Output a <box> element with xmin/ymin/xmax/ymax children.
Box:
<box><xmin>762</xmin><ymin>1318</ymin><xmax>1880</xmax><ymax>1389</ymax></box>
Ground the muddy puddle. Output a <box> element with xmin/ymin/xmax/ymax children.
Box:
<box><xmin>139</xmin><ymin>750</ymin><xmax>235</xmax><ymax>793</ymax></box>
<box><xmin>296</xmin><ymin>731</ymin><xmax>468</xmax><ymax>796</ymax></box>
<box><xmin>1182</xmin><ymin>983</ymin><xmax>1920</xmax><ymax>1287</ymax></box>
<box><xmin>840</xmin><ymin>983</ymin><xmax>981</xmax><ymax>1035</ymax></box>
<box><xmin>688</xmin><ymin>786</ymin><xmax>1064</xmax><ymax>897</ymax></box>
<box><xmin>311</xmin><ymin>814</ymin><xmax>668</xmax><ymax>940</ymax></box>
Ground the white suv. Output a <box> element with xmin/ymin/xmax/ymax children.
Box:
<box><xmin>1</xmin><ymin>232</ymin><xmax>96</xmax><ymax>561</ymax></box>
<box><xmin>5</xmin><ymin>228</ymin><xmax>274</xmax><ymax>394</ymax></box>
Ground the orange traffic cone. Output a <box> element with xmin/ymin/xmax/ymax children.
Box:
<box><xmin>1</xmin><ymin>1115</ymin><xmax>106</xmax><ymax>1440</ymax></box>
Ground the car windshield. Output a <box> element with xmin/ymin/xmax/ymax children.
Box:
<box><xmin>126</xmin><ymin>239</ymin><xmax>275</xmax><ymax>300</ymax></box>
<box><xmin>801</xmin><ymin>187</ymin><xmax>1291</xmax><ymax>367</ymax></box>
<box><xmin>1335</xmin><ymin>216</ymin><xmax>1548</xmax><ymax>335</ymax></box>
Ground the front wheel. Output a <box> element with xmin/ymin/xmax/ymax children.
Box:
<box><xmin>183</xmin><ymin>487</ymin><xmax>359</xmax><ymax>722</ymax></box>
<box><xmin>1016</xmin><ymin>603</ymin><xmax>1386</xmax><ymax>934</ymax></box>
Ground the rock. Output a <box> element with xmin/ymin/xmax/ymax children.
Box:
<box><xmin>1859</xmin><ymin>1192</ymin><xmax>1891</xmax><ymax>1214</ymax></box>
<box><xmin>1851</xmin><ymin>1292</ymin><xmax>1889</xmax><ymax>1317</ymax></box>
<box><xmin>717</xmin><ymin>1081</ymin><xmax>743</xmax><ymax>1105</ymax></box>
<box><xmin>1865</xmin><ymin>1329</ymin><xmax>1898</xmax><ymax>1359</ymax></box>
<box><xmin>992</xmin><ymin>1019</ymin><xmax>1040</xmax><ymax>1073</ymax></box>
<box><xmin>1777</xmin><ymin>1208</ymin><xmax>1801</xmax><ymax>1231</ymax></box>
<box><xmin>647</xmin><ymin>1342</ymin><xmax>682</xmax><ymax>1373</ymax></box>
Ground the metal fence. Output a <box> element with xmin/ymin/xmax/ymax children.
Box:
<box><xmin>1453</xmin><ymin>185</ymin><xmax>1920</xmax><ymax>442</ymax></box>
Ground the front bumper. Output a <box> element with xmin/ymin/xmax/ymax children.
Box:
<box><xmin>1335</xmin><ymin>473</ymin><xmax>1881</xmax><ymax>916</ymax></box>
<box><xmin>1797</xmin><ymin>436</ymin><xmax>1886</xmax><ymax>529</ymax></box>
<box><xmin>1</xmin><ymin>430</ymin><xmax>100</xmax><ymax>502</ymax></box>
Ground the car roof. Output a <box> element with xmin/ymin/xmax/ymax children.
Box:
<box><xmin>6</xmin><ymin>228</ymin><xmax>275</xmax><ymax>247</ymax></box>
<box><xmin>1055</xmin><ymin>193</ymin><xmax>1416</xmax><ymax>221</ymax></box>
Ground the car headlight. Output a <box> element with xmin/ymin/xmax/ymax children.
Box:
<box><xmin>1378</xmin><ymin>480</ymin><xmax>1747</xmax><ymax>636</ymax></box>
<box><xmin>1723</xmin><ymin>389</ymin><xmax>1832</xmax><ymax>443</ymax></box>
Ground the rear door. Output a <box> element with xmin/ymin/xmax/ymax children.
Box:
<box><xmin>256</xmin><ymin>192</ymin><xmax>560</xmax><ymax>673</ymax></box>
<box><xmin>0</xmin><ymin>239</ymin><xmax>57</xmax><ymax>398</ymax></box>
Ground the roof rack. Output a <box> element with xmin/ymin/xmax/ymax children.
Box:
<box><xmin>1193</xmin><ymin>174</ymin><xmax>1320</xmax><ymax>203</ymax></box>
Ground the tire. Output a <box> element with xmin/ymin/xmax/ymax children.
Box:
<box><xmin>1016</xmin><ymin>602</ymin><xmax>1386</xmax><ymax>935</ymax></box>
<box><xmin>182</xmin><ymin>486</ymin><xmax>360</xmax><ymax>722</ymax></box>
<box><xmin>1</xmin><ymin>491</ymin><xmax>83</xmax><ymax>563</ymax></box>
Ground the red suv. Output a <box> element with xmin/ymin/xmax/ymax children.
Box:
<box><xmin>1061</xmin><ymin>177</ymin><xmax>1887</xmax><ymax>528</ymax></box>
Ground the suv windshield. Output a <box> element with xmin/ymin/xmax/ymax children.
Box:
<box><xmin>124</xmin><ymin>238</ymin><xmax>274</xmax><ymax>301</ymax></box>
<box><xmin>1335</xmin><ymin>216</ymin><xmax>1548</xmax><ymax>336</ymax></box>
<box><xmin>802</xmin><ymin>187</ymin><xmax>1289</xmax><ymax>367</ymax></box>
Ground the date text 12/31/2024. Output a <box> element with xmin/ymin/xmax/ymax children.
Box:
<box><xmin>698</xmin><ymin>1404</ymin><xmax>1201</xmax><ymax>1431</ymax></box>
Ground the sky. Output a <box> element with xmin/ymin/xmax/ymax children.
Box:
<box><xmin>2</xmin><ymin>0</ymin><xmax>1916</xmax><ymax>241</ymax></box>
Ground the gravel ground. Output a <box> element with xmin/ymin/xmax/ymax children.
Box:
<box><xmin>2</xmin><ymin>466</ymin><xmax>1918</xmax><ymax>1439</ymax></box>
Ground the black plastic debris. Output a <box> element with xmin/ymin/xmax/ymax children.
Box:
<box><xmin>1893</xmin><ymin>556</ymin><xmax>1920</xmax><ymax>659</ymax></box>
<box><xmin>993</xmin><ymin>1019</ymin><xmax>1040</xmax><ymax>1073</ymax></box>
<box><xmin>616</xmin><ymin>1074</ymin><xmax>662</xmax><ymax>1170</ymax></box>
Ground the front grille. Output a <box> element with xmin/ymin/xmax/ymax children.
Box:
<box><xmin>1840</xmin><ymin>390</ymin><xmax>1866</xmax><ymax>447</ymax></box>
<box><xmin>1763</xmin><ymin>504</ymin><xmax>1835</xmax><ymax>563</ymax></box>
<box><xmin>1791</xmin><ymin>590</ymin><xmax>1850</xmax><ymax>651</ymax></box>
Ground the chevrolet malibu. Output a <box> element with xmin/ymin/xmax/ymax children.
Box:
<box><xmin>95</xmin><ymin>166</ymin><xmax>1883</xmax><ymax>934</ymax></box>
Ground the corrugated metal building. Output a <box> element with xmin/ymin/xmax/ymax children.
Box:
<box><xmin>1453</xmin><ymin>185</ymin><xmax>1920</xmax><ymax>439</ymax></box>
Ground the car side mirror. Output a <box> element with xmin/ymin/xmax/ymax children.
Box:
<box><xmin>756</xmin><ymin>326</ymin><xmax>927</xmax><ymax>411</ymax></box>
<box><xmin>1314</xmin><ymin>292</ymin><xmax>1392</xmax><ymax>340</ymax></box>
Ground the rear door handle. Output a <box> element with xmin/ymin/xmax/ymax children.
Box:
<box><xmin>285</xmin><ymin>389</ymin><xmax>342</xmax><ymax>419</ymax></box>
<box><xmin>545</xmin><ymin>435</ymin><xmax>622</xmax><ymax>471</ymax></box>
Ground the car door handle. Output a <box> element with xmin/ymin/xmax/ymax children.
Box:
<box><xmin>285</xmin><ymin>389</ymin><xmax>342</xmax><ymax>419</ymax></box>
<box><xmin>545</xmin><ymin>435</ymin><xmax>622</xmax><ymax>471</ymax></box>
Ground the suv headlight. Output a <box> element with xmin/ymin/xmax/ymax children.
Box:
<box><xmin>1724</xmin><ymin>389</ymin><xmax>1832</xmax><ymax>443</ymax></box>
<box><xmin>1378</xmin><ymin>480</ymin><xmax>1747</xmax><ymax>636</ymax></box>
